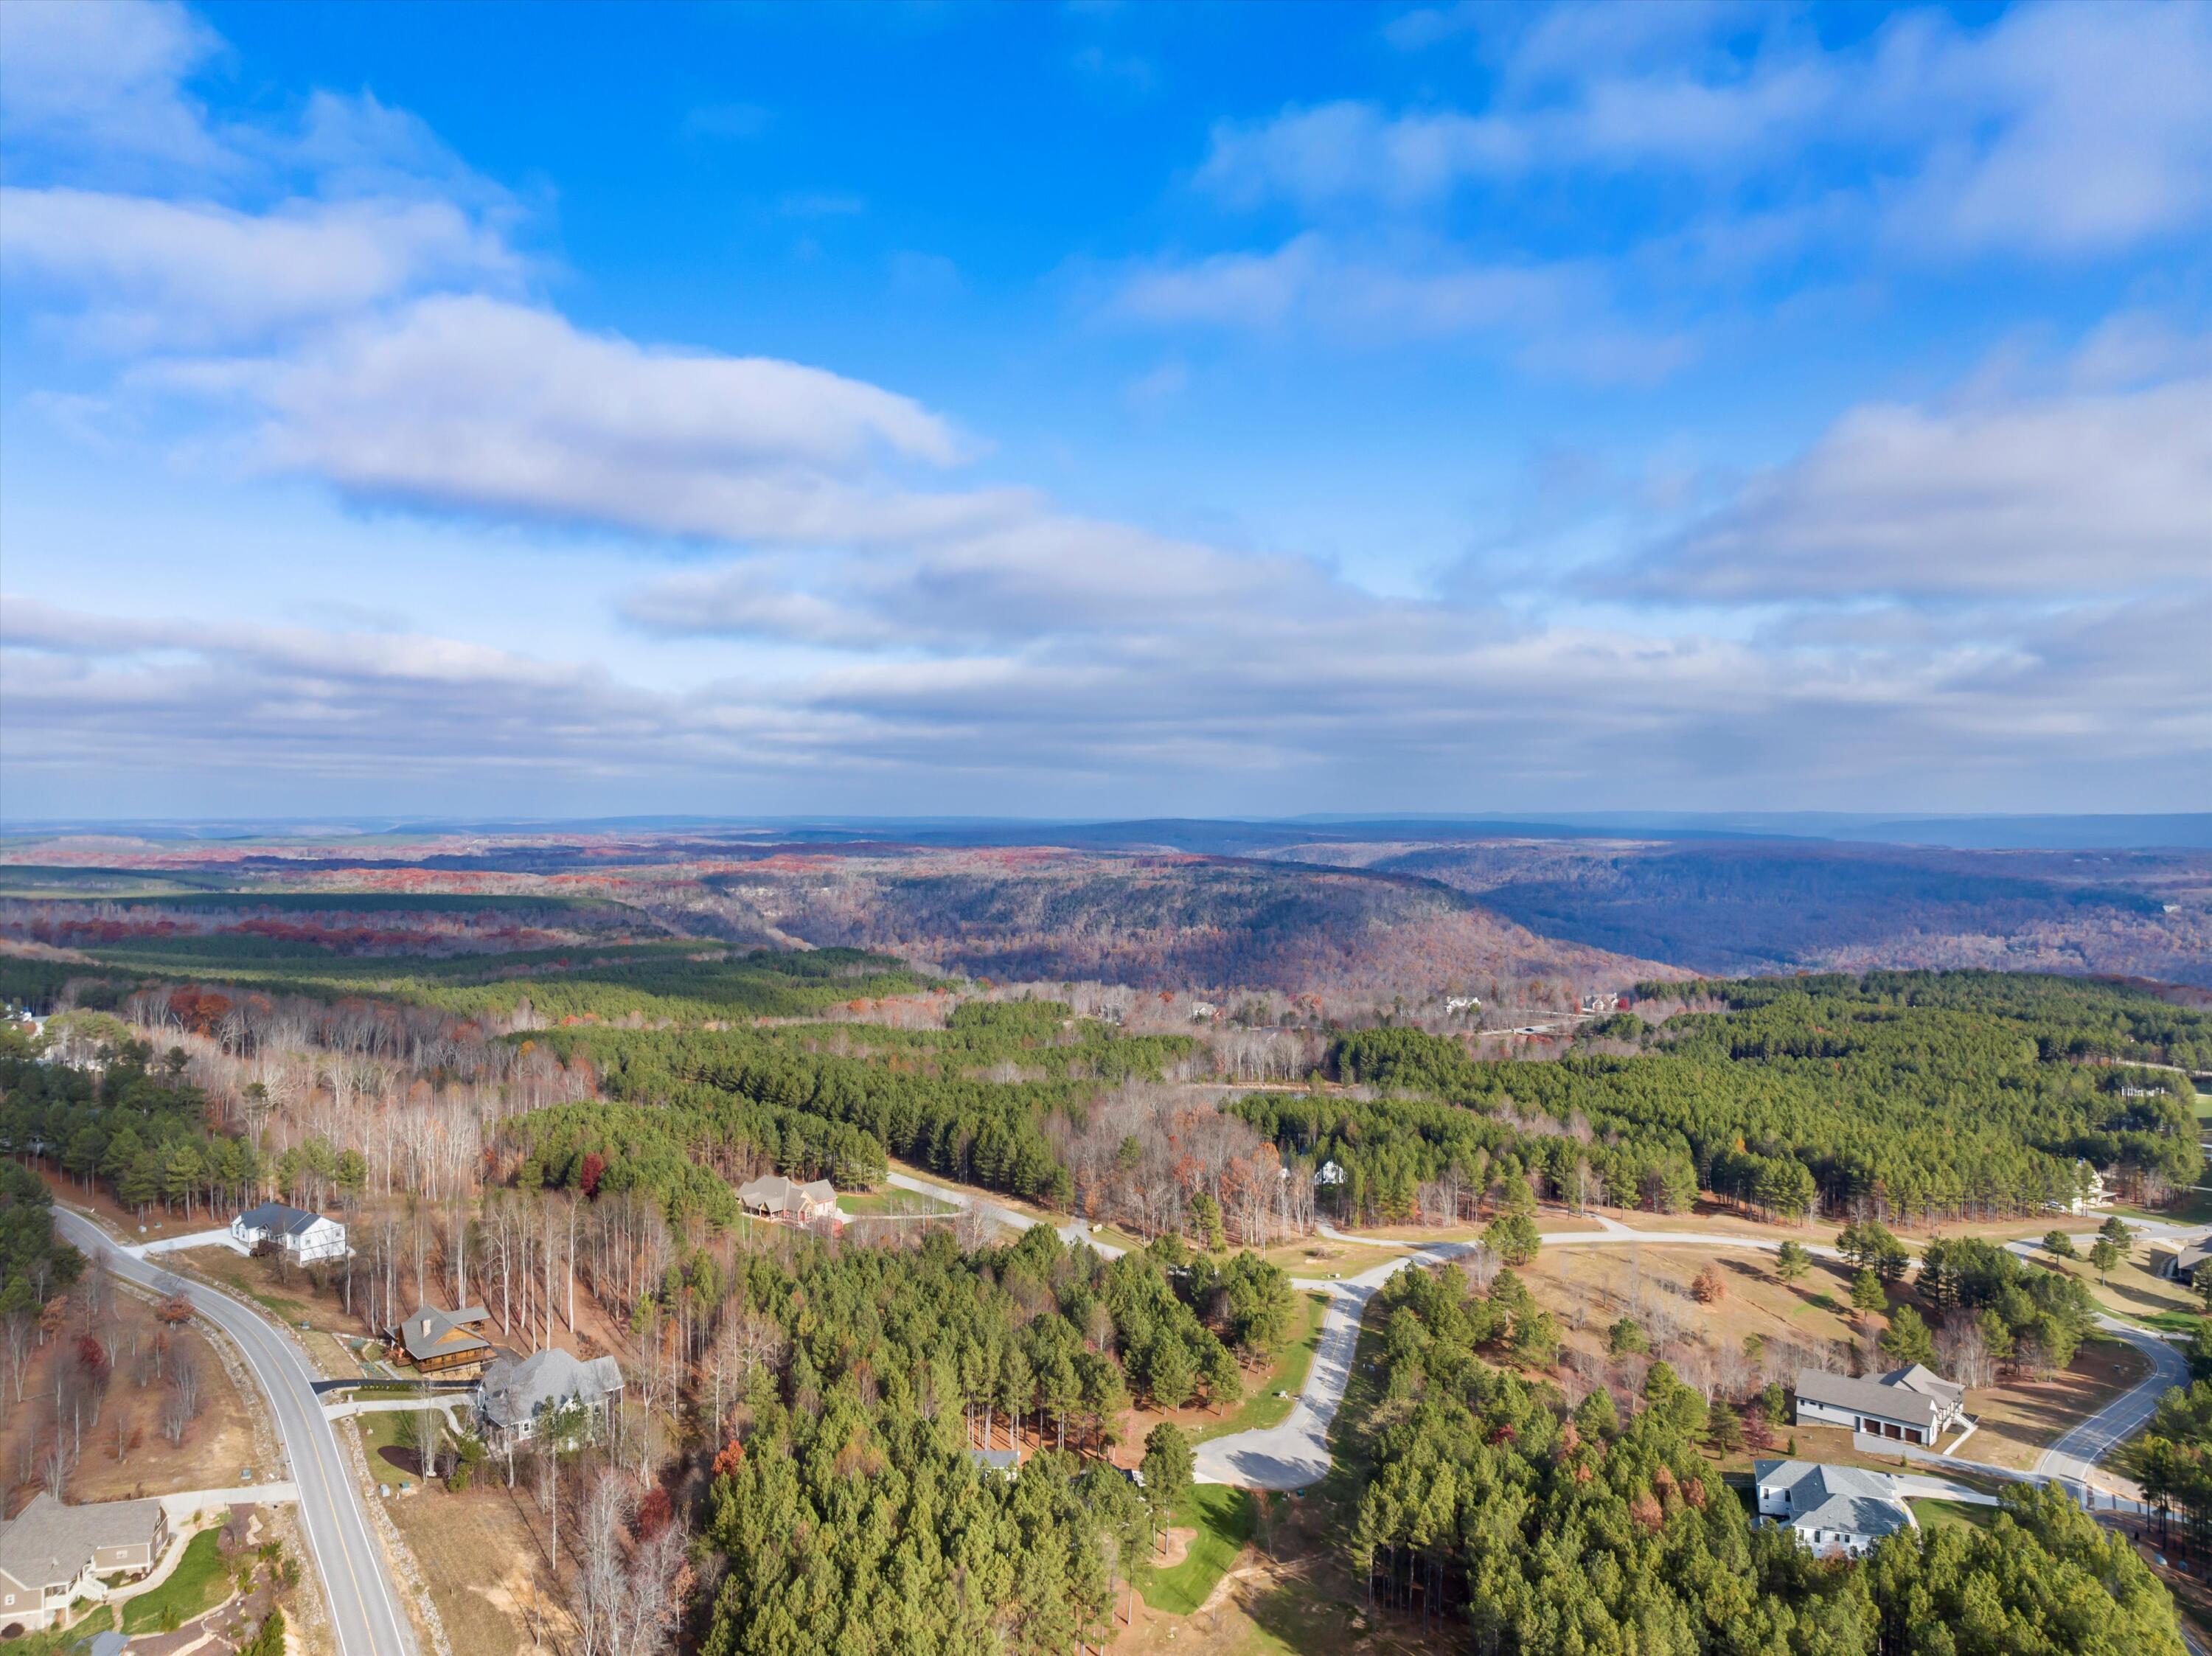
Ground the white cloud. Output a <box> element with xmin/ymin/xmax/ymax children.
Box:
<box><xmin>1652</xmin><ymin>367</ymin><xmax>2212</xmax><ymax>601</ymax></box>
<box><xmin>1873</xmin><ymin>2</ymin><xmax>2212</xmax><ymax>257</ymax></box>
<box><xmin>1209</xmin><ymin>4</ymin><xmax>2212</xmax><ymax>262</ymax></box>
<box><xmin>1</xmin><ymin>187</ymin><xmax>519</xmax><ymax>348</ymax></box>
<box><xmin>150</xmin><ymin>294</ymin><xmax>994</xmax><ymax>546</ymax></box>
<box><xmin>0</xmin><ymin>0</ymin><xmax>228</xmax><ymax>173</ymax></box>
<box><xmin>622</xmin><ymin>508</ymin><xmax>1317</xmax><ymax>650</ymax></box>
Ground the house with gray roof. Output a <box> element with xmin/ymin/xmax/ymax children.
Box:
<box><xmin>231</xmin><ymin>1200</ymin><xmax>348</xmax><ymax>1264</ymax></box>
<box><xmin>0</xmin><ymin>1492</ymin><xmax>170</xmax><ymax>1633</ymax></box>
<box><xmin>1754</xmin><ymin>1460</ymin><xmax>1916</xmax><ymax>1559</ymax></box>
<box><xmin>1794</xmin><ymin>1364</ymin><xmax>1966</xmax><ymax>1446</ymax></box>
<box><xmin>478</xmin><ymin>1349</ymin><xmax>625</xmax><ymax>1452</ymax></box>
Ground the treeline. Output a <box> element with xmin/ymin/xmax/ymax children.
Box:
<box><xmin>801</xmin><ymin>999</ymin><xmax>1196</xmax><ymax>1085</ymax></box>
<box><xmin>0</xmin><ymin>1152</ymin><xmax>82</xmax><ymax>1319</ymax></box>
<box><xmin>2</xmin><ymin>941</ymin><xmax>933</xmax><ymax>1026</ymax></box>
<box><xmin>1350</xmin><ymin>1259</ymin><xmax>2181</xmax><ymax>1656</ymax></box>
<box><xmin>506</xmin><ymin>1097</ymin><xmax>888</xmax><ymax>1228</ymax></box>
<box><xmin>1265</xmin><ymin>973</ymin><xmax>2201</xmax><ymax>1225</ymax></box>
<box><xmin>524</xmin><ymin>1027</ymin><xmax>1099</xmax><ymax>1208</ymax></box>
<box><xmin>1637</xmin><ymin>968</ymin><xmax>2212</xmax><ymax>1072</ymax></box>
<box><xmin>0</xmin><ymin>1029</ymin><xmax>271</xmax><ymax>1219</ymax></box>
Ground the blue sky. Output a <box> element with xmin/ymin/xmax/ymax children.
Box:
<box><xmin>1</xmin><ymin>0</ymin><xmax>2206</xmax><ymax>821</ymax></box>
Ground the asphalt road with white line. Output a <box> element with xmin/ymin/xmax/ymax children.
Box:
<box><xmin>55</xmin><ymin>1208</ymin><xmax>418</xmax><ymax>1656</ymax></box>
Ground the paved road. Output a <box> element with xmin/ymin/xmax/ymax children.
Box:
<box><xmin>2036</xmin><ymin>1315</ymin><xmax>2191</xmax><ymax>1496</ymax></box>
<box><xmin>55</xmin><ymin>1208</ymin><xmax>418</xmax><ymax>1656</ymax></box>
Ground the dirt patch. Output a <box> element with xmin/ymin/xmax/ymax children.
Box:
<box><xmin>384</xmin><ymin>1469</ymin><xmax>580</xmax><ymax>1656</ymax></box>
<box><xmin>0</xmin><ymin>1279</ymin><xmax>261</xmax><ymax>1511</ymax></box>
<box><xmin>1527</xmin><ymin>1237</ymin><xmax>1861</xmax><ymax>1380</ymax></box>
<box><xmin>1964</xmin><ymin>1336</ymin><xmax>2150</xmax><ymax>1469</ymax></box>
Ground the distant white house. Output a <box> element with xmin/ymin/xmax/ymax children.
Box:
<box><xmin>2057</xmin><ymin>1160</ymin><xmax>2113</xmax><ymax>1214</ymax></box>
<box><xmin>1794</xmin><ymin>1365</ymin><xmax>1966</xmax><ymax>1447</ymax></box>
<box><xmin>1314</xmin><ymin>1161</ymin><xmax>1347</xmax><ymax>1188</ymax></box>
<box><xmin>230</xmin><ymin>1201</ymin><xmax>348</xmax><ymax>1264</ymax></box>
<box><xmin>1444</xmin><ymin>996</ymin><xmax>1482</xmax><ymax>1015</ymax></box>
<box><xmin>1754</xmin><ymin>1461</ymin><xmax>1916</xmax><ymax>1559</ymax></box>
<box><xmin>1189</xmin><ymin>1002</ymin><xmax>1218</xmax><ymax>1021</ymax></box>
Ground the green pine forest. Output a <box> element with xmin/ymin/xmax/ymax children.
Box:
<box><xmin>4</xmin><ymin>943</ymin><xmax>2210</xmax><ymax>1654</ymax></box>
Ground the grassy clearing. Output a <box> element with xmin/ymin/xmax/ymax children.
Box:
<box><xmin>837</xmin><ymin>1189</ymin><xmax>956</xmax><ymax>1217</ymax></box>
<box><xmin>1195</xmin><ymin>1294</ymin><xmax>1329</xmax><ymax>1445</ymax></box>
<box><xmin>1142</xmin><ymin>1484</ymin><xmax>1257</xmax><ymax>1615</ymax></box>
<box><xmin>121</xmin><ymin>1527</ymin><xmax>229</xmax><ymax>1635</ymax></box>
<box><xmin>1909</xmin><ymin>1498</ymin><xmax>1994</xmax><ymax>1532</ymax></box>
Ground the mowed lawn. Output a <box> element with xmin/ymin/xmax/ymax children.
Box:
<box><xmin>1141</xmin><ymin>1484</ymin><xmax>1257</xmax><ymax>1615</ymax></box>
<box><xmin>1909</xmin><ymin>1498</ymin><xmax>1994</xmax><ymax>1531</ymax></box>
<box><xmin>837</xmin><ymin>1189</ymin><xmax>957</xmax><ymax>1217</ymax></box>
<box><xmin>1196</xmin><ymin>1293</ymin><xmax>1329</xmax><ymax>1444</ymax></box>
<box><xmin>122</xmin><ymin>1526</ymin><xmax>229</xmax><ymax>1635</ymax></box>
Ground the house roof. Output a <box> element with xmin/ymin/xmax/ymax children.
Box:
<box><xmin>394</xmin><ymin>1305</ymin><xmax>491</xmax><ymax>1363</ymax></box>
<box><xmin>0</xmin><ymin>1492</ymin><xmax>164</xmax><ymax>1594</ymax></box>
<box><xmin>479</xmin><ymin>1349</ymin><xmax>625</xmax><ymax>1430</ymax></box>
<box><xmin>1794</xmin><ymin>1368</ymin><xmax>1948</xmax><ymax>1431</ymax></box>
<box><xmin>1753</xmin><ymin>1460</ymin><xmax>1914</xmax><ymax>1542</ymax></box>
<box><xmin>970</xmin><ymin>1449</ymin><xmax>1020</xmax><ymax>1471</ymax></box>
<box><xmin>1793</xmin><ymin>1492</ymin><xmax>1913</xmax><ymax>1541</ymax></box>
<box><xmin>1880</xmin><ymin>1363</ymin><xmax>1965</xmax><ymax>1410</ymax></box>
<box><xmin>234</xmin><ymin>1201</ymin><xmax>332</xmax><ymax>1237</ymax></box>
<box><xmin>736</xmin><ymin>1175</ymin><xmax>836</xmax><ymax>1214</ymax></box>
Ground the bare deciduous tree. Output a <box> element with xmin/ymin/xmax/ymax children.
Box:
<box><xmin>162</xmin><ymin>1345</ymin><xmax>204</xmax><ymax>1446</ymax></box>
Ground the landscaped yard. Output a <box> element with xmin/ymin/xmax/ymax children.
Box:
<box><xmin>1141</xmin><ymin>1484</ymin><xmax>1257</xmax><ymax>1615</ymax></box>
<box><xmin>1909</xmin><ymin>1498</ymin><xmax>1994</xmax><ymax>1532</ymax></box>
<box><xmin>121</xmin><ymin>1527</ymin><xmax>229</xmax><ymax>1635</ymax></box>
<box><xmin>355</xmin><ymin>1408</ymin><xmax>449</xmax><ymax>1481</ymax></box>
<box><xmin>837</xmin><ymin>1188</ymin><xmax>957</xmax><ymax>1217</ymax></box>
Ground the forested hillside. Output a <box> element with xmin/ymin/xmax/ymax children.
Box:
<box><xmin>699</xmin><ymin>849</ymin><xmax>1669</xmax><ymax>998</ymax></box>
<box><xmin>1298</xmin><ymin>836</ymin><xmax>2212</xmax><ymax>989</ymax></box>
<box><xmin>1236</xmin><ymin>971</ymin><xmax>2206</xmax><ymax>1225</ymax></box>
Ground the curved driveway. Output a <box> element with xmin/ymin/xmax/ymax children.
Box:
<box><xmin>55</xmin><ymin>1208</ymin><xmax>418</xmax><ymax>1656</ymax></box>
